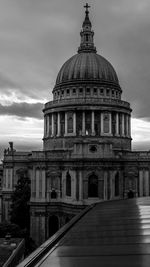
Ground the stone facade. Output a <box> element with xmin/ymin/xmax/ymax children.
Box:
<box><xmin>2</xmin><ymin>7</ymin><xmax>150</xmax><ymax>246</ymax></box>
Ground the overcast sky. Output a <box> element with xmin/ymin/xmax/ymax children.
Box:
<box><xmin>0</xmin><ymin>0</ymin><xmax>150</xmax><ymax>158</ymax></box>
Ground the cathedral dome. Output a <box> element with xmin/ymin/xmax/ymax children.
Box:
<box><xmin>55</xmin><ymin>52</ymin><xmax>119</xmax><ymax>86</ymax></box>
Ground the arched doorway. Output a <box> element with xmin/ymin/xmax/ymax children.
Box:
<box><xmin>88</xmin><ymin>173</ymin><xmax>98</xmax><ymax>197</ymax></box>
<box><xmin>128</xmin><ymin>190</ymin><xmax>134</xmax><ymax>199</ymax></box>
<box><xmin>49</xmin><ymin>215</ymin><xmax>59</xmax><ymax>237</ymax></box>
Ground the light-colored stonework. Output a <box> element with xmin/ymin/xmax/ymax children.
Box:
<box><xmin>2</xmin><ymin>6</ymin><xmax>150</xmax><ymax>245</ymax></box>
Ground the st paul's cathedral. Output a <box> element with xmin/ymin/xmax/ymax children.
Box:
<box><xmin>2</xmin><ymin>5</ymin><xmax>150</xmax><ymax>245</ymax></box>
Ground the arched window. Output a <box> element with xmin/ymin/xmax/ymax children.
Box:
<box><xmin>66</xmin><ymin>172</ymin><xmax>71</xmax><ymax>196</ymax></box>
<box><xmin>88</xmin><ymin>174</ymin><xmax>98</xmax><ymax>197</ymax></box>
<box><xmin>115</xmin><ymin>172</ymin><xmax>119</xmax><ymax>196</ymax></box>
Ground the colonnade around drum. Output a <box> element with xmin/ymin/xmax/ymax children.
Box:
<box><xmin>44</xmin><ymin>110</ymin><xmax>131</xmax><ymax>138</ymax></box>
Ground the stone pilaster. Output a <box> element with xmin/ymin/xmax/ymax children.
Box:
<box><xmin>51</xmin><ymin>113</ymin><xmax>54</xmax><ymax>136</ymax></box>
<box><xmin>73</xmin><ymin>112</ymin><xmax>76</xmax><ymax>135</ymax></box>
<box><xmin>100</xmin><ymin>112</ymin><xmax>104</xmax><ymax>134</ymax></box>
<box><xmin>82</xmin><ymin>111</ymin><xmax>85</xmax><ymax>136</ymax></box>
<box><xmin>57</xmin><ymin>112</ymin><xmax>61</xmax><ymax>136</ymax></box>
<box><xmin>122</xmin><ymin>114</ymin><xmax>125</xmax><ymax>136</ymax></box>
<box><xmin>115</xmin><ymin>113</ymin><xmax>119</xmax><ymax>135</ymax></box>
<box><xmin>91</xmin><ymin>111</ymin><xmax>95</xmax><ymax>136</ymax></box>
<box><xmin>65</xmin><ymin>112</ymin><xmax>68</xmax><ymax>135</ymax></box>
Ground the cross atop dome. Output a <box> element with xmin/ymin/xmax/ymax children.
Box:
<box><xmin>78</xmin><ymin>3</ymin><xmax>97</xmax><ymax>53</ymax></box>
<box><xmin>84</xmin><ymin>3</ymin><xmax>90</xmax><ymax>14</ymax></box>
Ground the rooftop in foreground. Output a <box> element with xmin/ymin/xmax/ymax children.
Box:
<box><xmin>18</xmin><ymin>198</ymin><xmax>150</xmax><ymax>267</ymax></box>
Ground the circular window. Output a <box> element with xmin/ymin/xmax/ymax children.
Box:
<box><xmin>89</xmin><ymin>145</ymin><xmax>97</xmax><ymax>153</ymax></box>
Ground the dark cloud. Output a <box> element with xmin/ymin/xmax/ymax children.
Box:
<box><xmin>0</xmin><ymin>0</ymin><xmax>150</xmax><ymax>150</ymax></box>
<box><xmin>0</xmin><ymin>0</ymin><xmax>149</xmax><ymax>117</ymax></box>
<box><xmin>0</xmin><ymin>102</ymin><xmax>43</xmax><ymax>119</ymax></box>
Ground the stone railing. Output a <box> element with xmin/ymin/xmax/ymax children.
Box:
<box><xmin>122</xmin><ymin>151</ymin><xmax>150</xmax><ymax>160</ymax></box>
<box><xmin>44</xmin><ymin>97</ymin><xmax>130</xmax><ymax>110</ymax></box>
<box><xmin>31</xmin><ymin>150</ymin><xmax>72</xmax><ymax>159</ymax></box>
<box><xmin>3</xmin><ymin>153</ymin><xmax>30</xmax><ymax>161</ymax></box>
<box><xmin>31</xmin><ymin>151</ymin><xmax>45</xmax><ymax>159</ymax></box>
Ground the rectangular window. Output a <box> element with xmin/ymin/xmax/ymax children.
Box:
<box><xmin>39</xmin><ymin>171</ymin><xmax>42</xmax><ymax>198</ymax></box>
<box><xmin>79</xmin><ymin>88</ymin><xmax>83</xmax><ymax>94</ymax></box>
<box><xmin>67</xmin><ymin>112</ymin><xmax>73</xmax><ymax>133</ymax></box>
<box><xmin>103</xmin><ymin>113</ymin><xmax>110</xmax><ymax>133</ymax></box>
<box><xmin>32</xmin><ymin>174</ymin><xmax>36</xmax><ymax>198</ymax></box>
<box><xmin>76</xmin><ymin>111</ymin><xmax>82</xmax><ymax>136</ymax></box>
<box><xmin>100</xmin><ymin>88</ymin><xmax>104</xmax><ymax>95</ymax></box>
<box><xmin>86</xmin><ymin>87</ymin><xmax>90</xmax><ymax>94</ymax></box>
<box><xmin>66</xmin><ymin>89</ymin><xmax>70</xmax><ymax>95</ymax></box>
<box><xmin>8</xmin><ymin>169</ymin><xmax>11</xmax><ymax>188</ymax></box>
<box><xmin>106</xmin><ymin>89</ymin><xmax>110</xmax><ymax>96</ymax></box>
<box><xmin>94</xmin><ymin>88</ymin><xmax>97</xmax><ymax>94</ymax></box>
<box><xmin>73</xmin><ymin>88</ymin><xmax>76</xmax><ymax>94</ymax></box>
<box><xmin>85</xmin><ymin>112</ymin><xmax>91</xmax><ymax>135</ymax></box>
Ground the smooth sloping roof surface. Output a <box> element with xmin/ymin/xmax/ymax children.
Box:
<box><xmin>36</xmin><ymin>198</ymin><xmax>150</xmax><ymax>267</ymax></box>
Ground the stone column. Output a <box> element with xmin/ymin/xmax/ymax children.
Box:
<box><xmin>65</xmin><ymin>112</ymin><xmax>68</xmax><ymax>135</ymax></box>
<box><xmin>109</xmin><ymin>113</ymin><xmax>112</xmax><ymax>134</ymax></box>
<box><xmin>139</xmin><ymin>170</ymin><xmax>143</xmax><ymax>197</ymax></box>
<box><xmin>47</xmin><ymin>115</ymin><xmax>50</xmax><ymax>137</ymax></box>
<box><xmin>73</xmin><ymin>112</ymin><xmax>76</xmax><ymax>135</ymax></box>
<box><xmin>91</xmin><ymin>111</ymin><xmax>95</xmax><ymax>136</ymax></box>
<box><xmin>129</xmin><ymin>115</ymin><xmax>131</xmax><ymax>137</ymax></box>
<box><xmin>144</xmin><ymin>170</ymin><xmax>149</xmax><ymax>196</ymax></box>
<box><xmin>82</xmin><ymin>111</ymin><xmax>85</xmax><ymax>136</ymax></box>
<box><xmin>45</xmin><ymin>116</ymin><xmax>48</xmax><ymax>137</ymax></box>
<box><xmin>10</xmin><ymin>169</ymin><xmax>13</xmax><ymax>189</ymax></box>
<box><xmin>101</xmin><ymin>112</ymin><xmax>104</xmax><ymax>134</ymax></box>
<box><xmin>42</xmin><ymin>169</ymin><xmax>46</xmax><ymax>199</ymax></box>
<box><xmin>104</xmin><ymin>171</ymin><xmax>108</xmax><ymax>200</ymax></box>
<box><xmin>57</xmin><ymin>112</ymin><xmax>61</xmax><ymax>137</ymax></box>
<box><xmin>79</xmin><ymin>171</ymin><xmax>83</xmax><ymax>200</ymax></box>
<box><xmin>122</xmin><ymin>114</ymin><xmax>125</xmax><ymax>136</ymax></box>
<box><xmin>51</xmin><ymin>113</ymin><xmax>54</xmax><ymax>136</ymax></box>
<box><xmin>72</xmin><ymin>171</ymin><xmax>76</xmax><ymax>200</ymax></box>
<box><xmin>126</xmin><ymin>115</ymin><xmax>128</xmax><ymax>137</ymax></box>
<box><xmin>44</xmin><ymin>116</ymin><xmax>46</xmax><ymax>137</ymax></box>
<box><xmin>36</xmin><ymin>169</ymin><xmax>40</xmax><ymax>199</ymax></box>
<box><xmin>116</xmin><ymin>113</ymin><xmax>119</xmax><ymax>135</ymax></box>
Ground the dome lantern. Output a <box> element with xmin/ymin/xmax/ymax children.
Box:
<box><xmin>54</xmin><ymin>4</ymin><xmax>120</xmax><ymax>91</ymax></box>
<box><xmin>78</xmin><ymin>3</ymin><xmax>96</xmax><ymax>53</ymax></box>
